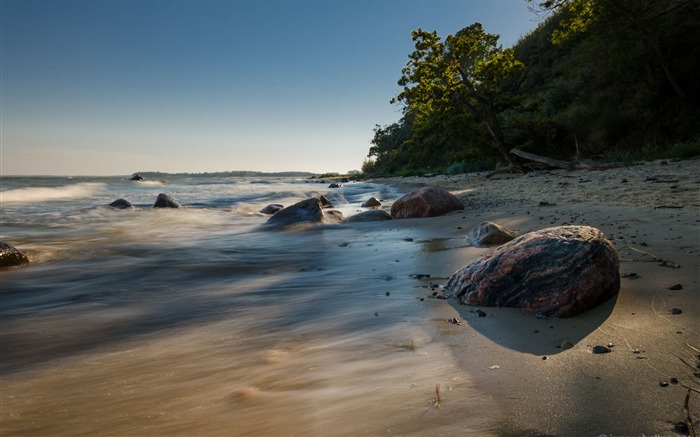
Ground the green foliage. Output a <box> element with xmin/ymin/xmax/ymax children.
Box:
<box><xmin>367</xmin><ymin>1</ymin><xmax>700</xmax><ymax>177</ymax></box>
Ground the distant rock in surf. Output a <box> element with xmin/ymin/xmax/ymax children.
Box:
<box><xmin>153</xmin><ymin>193</ymin><xmax>179</xmax><ymax>208</ymax></box>
<box><xmin>390</xmin><ymin>186</ymin><xmax>464</xmax><ymax>218</ymax></box>
<box><xmin>445</xmin><ymin>225</ymin><xmax>620</xmax><ymax>318</ymax></box>
<box><xmin>345</xmin><ymin>210</ymin><xmax>393</xmax><ymax>223</ymax></box>
<box><xmin>0</xmin><ymin>241</ymin><xmax>29</xmax><ymax>268</ymax></box>
<box><xmin>466</xmin><ymin>221</ymin><xmax>518</xmax><ymax>247</ymax></box>
<box><xmin>260</xmin><ymin>204</ymin><xmax>284</xmax><ymax>214</ymax></box>
<box><xmin>109</xmin><ymin>198</ymin><xmax>134</xmax><ymax>210</ymax></box>
<box><xmin>130</xmin><ymin>174</ymin><xmax>144</xmax><ymax>181</ymax></box>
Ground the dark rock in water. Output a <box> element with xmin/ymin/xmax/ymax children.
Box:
<box><xmin>130</xmin><ymin>174</ymin><xmax>144</xmax><ymax>181</ymax></box>
<box><xmin>318</xmin><ymin>195</ymin><xmax>334</xmax><ymax>208</ymax></box>
<box><xmin>109</xmin><ymin>198</ymin><xmax>133</xmax><ymax>209</ymax></box>
<box><xmin>390</xmin><ymin>186</ymin><xmax>464</xmax><ymax>218</ymax></box>
<box><xmin>466</xmin><ymin>221</ymin><xmax>518</xmax><ymax>247</ymax></box>
<box><xmin>444</xmin><ymin>225</ymin><xmax>620</xmax><ymax>318</ymax></box>
<box><xmin>592</xmin><ymin>345</ymin><xmax>611</xmax><ymax>354</ymax></box>
<box><xmin>325</xmin><ymin>210</ymin><xmax>345</xmax><ymax>223</ymax></box>
<box><xmin>153</xmin><ymin>193</ymin><xmax>180</xmax><ymax>208</ymax></box>
<box><xmin>0</xmin><ymin>241</ymin><xmax>29</xmax><ymax>268</ymax></box>
<box><xmin>265</xmin><ymin>198</ymin><xmax>325</xmax><ymax>227</ymax></box>
<box><xmin>328</xmin><ymin>183</ymin><xmax>343</xmax><ymax>188</ymax></box>
<box><xmin>361</xmin><ymin>197</ymin><xmax>382</xmax><ymax>208</ymax></box>
<box><xmin>260</xmin><ymin>204</ymin><xmax>284</xmax><ymax>214</ymax></box>
<box><xmin>345</xmin><ymin>210</ymin><xmax>393</xmax><ymax>223</ymax></box>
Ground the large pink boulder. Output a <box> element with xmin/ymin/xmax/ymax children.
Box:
<box><xmin>444</xmin><ymin>225</ymin><xmax>620</xmax><ymax>318</ymax></box>
<box><xmin>390</xmin><ymin>187</ymin><xmax>464</xmax><ymax>218</ymax></box>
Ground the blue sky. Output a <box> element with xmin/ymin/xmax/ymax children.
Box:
<box><xmin>1</xmin><ymin>0</ymin><xmax>539</xmax><ymax>175</ymax></box>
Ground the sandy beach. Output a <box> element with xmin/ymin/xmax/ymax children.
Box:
<box><xmin>379</xmin><ymin>158</ymin><xmax>700</xmax><ymax>436</ymax></box>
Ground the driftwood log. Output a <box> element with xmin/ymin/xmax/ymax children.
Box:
<box><xmin>510</xmin><ymin>148</ymin><xmax>623</xmax><ymax>170</ymax></box>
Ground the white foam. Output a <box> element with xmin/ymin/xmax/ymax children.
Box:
<box><xmin>0</xmin><ymin>182</ymin><xmax>106</xmax><ymax>204</ymax></box>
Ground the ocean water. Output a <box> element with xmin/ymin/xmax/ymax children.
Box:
<box><xmin>0</xmin><ymin>176</ymin><xmax>496</xmax><ymax>436</ymax></box>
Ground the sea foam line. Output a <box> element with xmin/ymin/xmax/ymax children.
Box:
<box><xmin>0</xmin><ymin>182</ymin><xmax>106</xmax><ymax>204</ymax></box>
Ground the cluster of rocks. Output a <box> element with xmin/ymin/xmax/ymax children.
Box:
<box><xmin>108</xmin><ymin>193</ymin><xmax>180</xmax><ymax>209</ymax></box>
<box><xmin>261</xmin><ymin>186</ymin><xmax>466</xmax><ymax>228</ymax></box>
<box><xmin>7</xmin><ymin>184</ymin><xmax>624</xmax><ymax>320</ymax></box>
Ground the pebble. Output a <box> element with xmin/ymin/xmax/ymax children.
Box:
<box><xmin>561</xmin><ymin>340</ymin><xmax>574</xmax><ymax>350</ymax></box>
<box><xmin>670</xmin><ymin>377</ymin><xmax>679</xmax><ymax>385</ymax></box>
<box><xmin>659</xmin><ymin>381</ymin><xmax>669</xmax><ymax>387</ymax></box>
<box><xmin>675</xmin><ymin>422</ymin><xmax>689</xmax><ymax>434</ymax></box>
<box><xmin>671</xmin><ymin>308</ymin><xmax>682</xmax><ymax>315</ymax></box>
<box><xmin>592</xmin><ymin>345</ymin><xmax>611</xmax><ymax>354</ymax></box>
<box><xmin>477</xmin><ymin>309</ymin><xmax>487</xmax><ymax>318</ymax></box>
<box><xmin>669</xmin><ymin>284</ymin><xmax>683</xmax><ymax>290</ymax></box>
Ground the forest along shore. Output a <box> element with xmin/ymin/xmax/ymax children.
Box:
<box><xmin>377</xmin><ymin>158</ymin><xmax>700</xmax><ymax>436</ymax></box>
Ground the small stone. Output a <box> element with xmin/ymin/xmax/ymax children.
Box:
<box><xmin>671</xmin><ymin>308</ymin><xmax>682</xmax><ymax>315</ymax></box>
<box><xmin>675</xmin><ymin>422</ymin><xmax>689</xmax><ymax>434</ymax></box>
<box><xmin>542</xmin><ymin>356</ymin><xmax>548</xmax><ymax>360</ymax></box>
<box><xmin>385</xmin><ymin>292</ymin><xmax>390</xmax><ymax>297</ymax></box>
<box><xmin>633</xmin><ymin>349</ymin><xmax>641</xmax><ymax>354</ymax></box>
<box><xmin>659</xmin><ymin>381</ymin><xmax>669</xmax><ymax>387</ymax></box>
<box><xmin>533</xmin><ymin>329</ymin><xmax>540</xmax><ymax>334</ymax></box>
<box><xmin>592</xmin><ymin>345</ymin><xmax>611</xmax><ymax>354</ymax></box>
<box><xmin>670</xmin><ymin>377</ymin><xmax>679</xmax><ymax>385</ymax></box>
<box><xmin>477</xmin><ymin>309</ymin><xmax>487</xmax><ymax>318</ymax></box>
<box><xmin>607</xmin><ymin>343</ymin><xmax>614</xmax><ymax>348</ymax></box>
<box><xmin>669</xmin><ymin>284</ymin><xmax>683</xmax><ymax>290</ymax></box>
<box><xmin>561</xmin><ymin>340</ymin><xmax>574</xmax><ymax>350</ymax></box>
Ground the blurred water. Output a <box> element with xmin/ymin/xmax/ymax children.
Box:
<box><xmin>0</xmin><ymin>176</ymin><xmax>496</xmax><ymax>436</ymax></box>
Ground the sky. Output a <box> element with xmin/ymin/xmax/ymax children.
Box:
<box><xmin>1</xmin><ymin>0</ymin><xmax>540</xmax><ymax>176</ymax></box>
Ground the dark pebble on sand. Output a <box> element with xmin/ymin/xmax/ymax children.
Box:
<box><xmin>669</xmin><ymin>284</ymin><xmax>683</xmax><ymax>290</ymax></box>
<box><xmin>672</xmin><ymin>308</ymin><xmax>682</xmax><ymax>315</ymax></box>
<box><xmin>592</xmin><ymin>345</ymin><xmax>611</xmax><ymax>354</ymax></box>
<box><xmin>675</xmin><ymin>422</ymin><xmax>689</xmax><ymax>434</ymax></box>
<box><xmin>670</xmin><ymin>377</ymin><xmax>679</xmax><ymax>385</ymax></box>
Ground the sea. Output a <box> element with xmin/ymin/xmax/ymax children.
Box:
<box><xmin>0</xmin><ymin>175</ymin><xmax>496</xmax><ymax>436</ymax></box>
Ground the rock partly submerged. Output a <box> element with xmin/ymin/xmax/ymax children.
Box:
<box><xmin>153</xmin><ymin>193</ymin><xmax>180</xmax><ymax>208</ymax></box>
<box><xmin>108</xmin><ymin>198</ymin><xmax>134</xmax><ymax>210</ymax></box>
<box><xmin>361</xmin><ymin>197</ymin><xmax>382</xmax><ymax>208</ymax></box>
<box><xmin>345</xmin><ymin>209</ymin><xmax>393</xmax><ymax>223</ymax></box>
<box><xmin>445</xmin><ymin>225</ymin><xmax>620</xmax><ymax>318</ymax></box>
<box><xmin>265</xmin><ymin>198</ymin><xmax>328</xmax><ymax>228</ymax></box>
<box><xmin>391</xmin><ymin>186</ymin><xmax>464</xmax><ymax>218</ymax></box>
<box><xmin>260</xmin><ymin>204</ymin><xmax>284</xmax><ymax>215</ymax></box>
<box><xmin>0</xmin><ymin>241</ymin><xmax>30</xmax><ymax>268</ymax></box>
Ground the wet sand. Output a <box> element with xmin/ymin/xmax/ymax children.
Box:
<box><xmin>379</xmin><ymin>158</ymin><xmax>700</xmax><ymax>436</ymax></box>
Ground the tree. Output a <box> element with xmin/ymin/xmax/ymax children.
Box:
<box><xmin>527</xmin><ymin>0</ymin><xmax>696</xmax><ymax>100</ymax></box>
<box><xmin>393</xmin><ymin>23</ymin><xmax>525</xmax><ymax>169</ymax></box>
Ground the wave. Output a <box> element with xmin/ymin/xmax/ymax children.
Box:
<box><xmin>0</xmin><ymin>182</ymin><xmax>106</xmax><ymax>204</ymax></box>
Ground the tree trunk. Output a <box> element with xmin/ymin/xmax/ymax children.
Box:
<box><xmin>483</xmin><ymin>106</ymin><xmax>521</xmax><ymax>169</ymax></box>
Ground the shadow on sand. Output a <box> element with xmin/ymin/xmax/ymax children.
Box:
<box><xmin>448</xmin><ymin>293</ymin><xmax>619</xmax><ymax>356</ymax></box>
